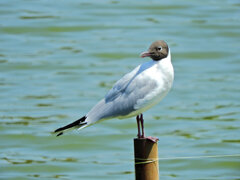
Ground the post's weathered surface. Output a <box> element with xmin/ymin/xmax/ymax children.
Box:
<box><xmin>134</xmin><ymin>138</ymin><xmax>159</xmax><ymax>180</ymax></box>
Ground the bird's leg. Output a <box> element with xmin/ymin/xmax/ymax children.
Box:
<box><xmin>137</xmin><ymin>113</ymin><xmax>159</xmax><ymax>142</ymax></box>
<box><xmin>136</xmin><ymin>115</ymin><xmax>141</xmax><ymax>138</ymax></box>
<box><xmin>140</xmin><ymin>113</ymin><xmax>145</xmax><ymax>138</ymax></box>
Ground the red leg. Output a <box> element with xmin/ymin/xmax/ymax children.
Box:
<box><xmin>137</xmin><ymin>114</ymin><xmax>159</xmax><ymax>142</ymax></box>
<box><xmin>136</xmin><ymin>115</ymin><xmax>141</xmax><ymax>138</ymax></box>
<box><xmin>140</xmin><ymin>114</ymin><xmax>145</xmax><ymax>138</ymax></box>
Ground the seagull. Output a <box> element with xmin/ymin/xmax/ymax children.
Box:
<box><xmin>54</xmin><ymin>40</ymin><xmax>174</xmax><ymax>140</ymax></box>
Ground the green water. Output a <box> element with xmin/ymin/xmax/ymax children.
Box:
<box><xmin>1</xmin><ymin>0</ymin><xmax>240</xmax><ymax>179</ymax></box>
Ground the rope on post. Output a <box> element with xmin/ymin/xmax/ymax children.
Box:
<box><xmin>134</xmin><ymin>138</ymin><xmax>159</xmax><ymax>180</ymax></box>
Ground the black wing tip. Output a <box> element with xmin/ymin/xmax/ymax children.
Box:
<box><xmin>56</xmin><ymin>132</ymin><xmax>63</xmax><ymax>137</ymax></box>
<box><xmin>54</xmin><ymin>127</ymin><xmax>63</xmax><ymax>133</ymax></box>
<box><xmin>53</xmin><ymin>116</ymin><xmax>87</xmax><ymax>136</ymax></box>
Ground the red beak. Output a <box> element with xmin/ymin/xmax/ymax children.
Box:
<box><xmin>140</xmin><ymin>51</ymin><xmax>151</xmax><ymax>58</ymax></box>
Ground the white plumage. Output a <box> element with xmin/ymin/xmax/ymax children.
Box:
<box><xmin>54</xmin><ymin>40</ymin><xmax>174</xmax><ymax>137</ymax></box>
<box><xmin>85</xmin><ymin>50</ymin><xmax>173</xmax><ymax>126</ymax></box>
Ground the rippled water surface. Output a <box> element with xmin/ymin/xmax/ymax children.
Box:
<box><xmin>1</xmin><ymin>0</ymin><xmax>240</xmax><ymax>179</ymax></box>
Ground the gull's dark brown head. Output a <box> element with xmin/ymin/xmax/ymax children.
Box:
<box><xmin>141</xmin><ymin>40</ymin><xmax>169</xmax><ymax>61</ymax></box>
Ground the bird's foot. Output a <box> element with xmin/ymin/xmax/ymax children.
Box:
<box><xmin>136</xmin><ymin>114</ymin><xmax>158</xmax><ymax>142</ymax></box>
<box><xmin>146</xmin><ymin>136</ymin><xmax>159</xmax><ymax>143</ymax></box>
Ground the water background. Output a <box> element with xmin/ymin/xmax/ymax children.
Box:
<box><xmin>0</xmin><ymin>0</ymin><xmax>240</xmax><ymax>179</ymax></box>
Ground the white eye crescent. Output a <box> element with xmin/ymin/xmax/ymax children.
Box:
<box><xmin>157</xmin><ymin>46</ymin><xmax>162</xmax><ymax>51</ymax></box>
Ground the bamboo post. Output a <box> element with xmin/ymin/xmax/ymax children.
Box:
<box><xmin>134</xmin><ymin>138</ymin><xmax>159</xmax><ymax>180</ymax></box>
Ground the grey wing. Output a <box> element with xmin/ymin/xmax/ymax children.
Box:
<box><xmin>86</xmin><ymin>66</ymin><xmax>140</xmax><ymax>123</ymax></box>
<box><xmin>105</xmin><ymin>65</ymin><xmax>140</xmax><ymax>102</ymax></box>
<box><xmin>86</xmin><ymin>64</ymin><xmax>158</xmax><ymax>123</ymax></box>
<box><xmin>102</xmin><ymin>71</ymin><xmax>158</xmax><ymax>118</ymax></box>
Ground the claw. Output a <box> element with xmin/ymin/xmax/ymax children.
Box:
<box><xmin>146</xmin><ymin>136</ymin><xmax>159</xmax><ymax>143</ymax></box>
<box><xmin>136</xmin><ymin>114</ymin><xmax>159</xmax><ymax>142</ymax></box>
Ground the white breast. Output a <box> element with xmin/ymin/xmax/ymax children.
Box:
<box><xmin>85</xmin><ymin>50</ymin><xmax>174</xmax><ymax>123</ymax></box>
<box><xmin>131</xmin><ymin>51</ymin><xmax>174</xmax><ymax>116</ymax></box>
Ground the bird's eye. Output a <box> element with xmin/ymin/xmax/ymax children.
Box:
<box><xmin>157</xmin><ymin>46</ymin><xmax>162</xmax><ymax>51</ymax></box>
